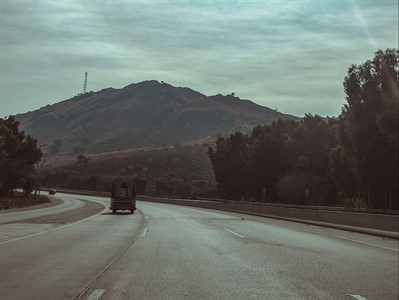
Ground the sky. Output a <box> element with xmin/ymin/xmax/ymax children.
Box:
<box><xmin>0</xmin><ymin>0</ymin><xmax>398</xmax><ymax>118</ymax></box>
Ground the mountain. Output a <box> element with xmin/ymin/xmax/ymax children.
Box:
<box><xmin>15</xmin><ymin>80</ymin><xmax>299</xmax><ymax>155</ymax></box>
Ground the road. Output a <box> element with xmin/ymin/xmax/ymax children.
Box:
<box><xmin>0</xmin><ymin>193</ymin><xmax>86</xmax><ymax>223</ymax></box>
<box><xmin>0</xmin><ymin>194</ymin><xmax>397</xmax><ymax>300</ymax></box>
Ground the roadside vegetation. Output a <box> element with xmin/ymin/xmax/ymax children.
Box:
<box><xmin>0</xmin><ymin>116</ymin><xmax>49</xmax><ymax>209</ymax></box>
<box><xmin>208</xmin><ymin>49</ymin><xmax>398</xmax><ymax>209</ymax></box>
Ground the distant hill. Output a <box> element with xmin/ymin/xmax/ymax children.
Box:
<box><xmin>15</xmin><ymin>80</ymin><xmax>299</xmax><ymax>155</ymax></box>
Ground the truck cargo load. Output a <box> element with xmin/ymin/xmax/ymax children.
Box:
<box><xmin>111</xmin><ymin>180</ymin><xmax>136</xmax><ymax>213</ymax></box>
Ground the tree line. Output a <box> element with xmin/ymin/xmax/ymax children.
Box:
<box><xmin>0</xmin><ymin>116</ymin><xmax>42</xmax><ymax>196</ymax></box>
<box><xmin>208</xmin><ymin>49</ymin><xmax>398</xmax><ymax>209</ymax></box>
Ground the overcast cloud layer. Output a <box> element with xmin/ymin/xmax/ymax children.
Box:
<box><xmin>1</xmin><ymin>0</ymin><xmax>398</xmax><ymax>117</ymax></box>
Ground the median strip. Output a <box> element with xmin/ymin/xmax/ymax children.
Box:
<box><xmin>0</xmin><ymin>201</ymin><xmax>107</xmax><ymax>245</ymax></box>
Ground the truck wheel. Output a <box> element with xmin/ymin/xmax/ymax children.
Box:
<box><xmin>130</xmin><ymin>210</ymin><xmax>134</xmax><ymax>214</ymax></box>
<box><xmin>113</xmin><ymin>210</ymin><xmax>116</xmax><ymax>213</ymax></box>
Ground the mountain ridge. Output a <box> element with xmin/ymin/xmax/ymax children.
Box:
<box><xmin>15</xmin><ymin>80</ymin><xmax>299</xmax><ymax>155</ymax></box>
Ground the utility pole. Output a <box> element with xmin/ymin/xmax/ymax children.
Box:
<box><xmin>83</xmin><ymin>72</ymin><xmax>88</xmax><ymax>94</ymax></box>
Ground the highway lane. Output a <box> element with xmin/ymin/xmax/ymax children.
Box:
<box><xmin>0</xmin><ymin>194</ymin><xmax>145</xmax><ymax>300</ymax></box>
<box><xmin>82</xmin><ymin>201</ymin><xmax>398</xmax><ymax>300</ymax></box>
<box><xmin>0</xmin><ymin>195</ymin><xmax>398</xmax><ymax>299</ymax></box>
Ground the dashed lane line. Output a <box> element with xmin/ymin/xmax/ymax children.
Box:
<box><xmin>87</xmin><ymin>289</ymin><xmax>105</xmax><ymax>300</ymax></box>
<box><xmin>224</xmin><ymin>228</ymin><xmax>244</xmax><ymax>238</ymax></box>
<box><xmin>349</xmin><ymin>294</ymin><xmax>368</xmax><ymax>300</ymax></box>
<box><xmin>141</xmin><ymin>227</ymin><xmax>148</xmax><ymax>238</ymax></box>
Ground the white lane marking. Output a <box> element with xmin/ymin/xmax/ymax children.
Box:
<box><xmin>349</xmin><ymin>295</ymin><xmax>368</xmax><ymax>300</ymax></box>
<box><xmin>88</xmin><ymin>289</ymin><xmax>105</xmax><ymax>300</ymax></box>
<box><xmin>0</xmin><ymin>206</ymin><xmax>108</xmax><ymax>245</ymax></box>
<box><xmin>141</xmin><ymin>227</ymin><xmax>148</xmax><ymax>238</ymax></box>
<box><xmin>224</xmin><ymin>228</ymin><xmax>244</xmax><ymax>238</ymax></box>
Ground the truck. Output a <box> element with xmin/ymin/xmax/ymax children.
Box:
<box><xmin>111</xmin><ymin>180</ymin><xmax>136</xmax><ymax>214</ymax></box>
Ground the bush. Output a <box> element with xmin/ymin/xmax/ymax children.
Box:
<box><xmin>338</xmin><ymin>193</ymin><xmax>370</xmax><ymax>209</ymax></box>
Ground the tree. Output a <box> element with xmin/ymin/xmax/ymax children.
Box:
<box><xmin>277</xmin><ymin>172</ymin><xmax>327</xmax><ymax>205</ymax></box>
<box><xmin>328</xmin><ymin>145</ymin><xmax>357</xmax><ymax>199</ymax></box>
<box><xmin>341</xmin><ymin>49</ymin><xmax>398</xmax><ymax>208</ymax></box>
<box><xmin>290</xmin><ymin>114</ymin><xmax>337</xmax><ymax>205</ymax></box>
<box><xmin>208</xmin><ymin>132</ymin><xmax>249</xmax><ymax>200</ymax></box>
<box><xmin>208</xmin><ymin>120</ymin><xmax>298</xmax><ymax>201</ymax></box>
<box><xmin>207</xmin><ymin>49</ymin><xmax>397</xmax><ymax>209</ymax></box>
<box><xmin>293</xmin><ymin>114</ymin><xmax>331</xmax><ymax>176</ymax></box>
<box><xmin>247</xmin><ymin>121</ymin><xmax>295</xmax><ymax>201</ymax></box>
<box><xmin>0</xmin><ymin>116</ymin><xmax>42</xmax><ymax>196</ymax></box>
<box><xmin>23</xmin><ymin>176</ymin><xmax>35</xmax><ymax>196</ymax></box>
<box><xmin>173</xmin><ymin>181</ymin><xmax>192</xmax><ymax>198</ymax></box>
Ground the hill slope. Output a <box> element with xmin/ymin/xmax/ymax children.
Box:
<box><xmin>16</xmin><ymin>80</ymin><xmax>298</xmax><ymax>155</ymax></box>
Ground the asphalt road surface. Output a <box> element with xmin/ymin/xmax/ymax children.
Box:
<box><xmin>0</xmin><ymin>194</ymin><xmax>397</xmax><ymax>300</ymax></box>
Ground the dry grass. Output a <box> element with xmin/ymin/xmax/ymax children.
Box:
<box><xmin>43</xmin><ymin>145</ymin><xmax>215</xmax><ymax>181</ymax></box>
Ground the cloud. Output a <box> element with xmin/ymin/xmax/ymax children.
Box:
<box><xmin>1</xmin><ymin>0</ymin><xmax>398</xmax><ymax>117</ymax></box>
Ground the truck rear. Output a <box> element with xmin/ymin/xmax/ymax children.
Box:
<box><xmin>111</xmin><ymin>180</ymin><xmax>136</xmax><ymax>214</ymax></box>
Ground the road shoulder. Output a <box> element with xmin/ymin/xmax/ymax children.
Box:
<box><xmin>0</xmin><ymin>200</ymin><xmax>106</xmax><ymax>244</ymax></box>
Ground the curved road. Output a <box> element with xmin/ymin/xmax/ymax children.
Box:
<box><xmin>0</xmin><ymin>193</ymin><xmax>100</xmax><ymax>224</ymax></box>
<box><xmin>0</xmin><ymin>194</ymin><xmax>397</xmax><ymax>300</ymax></box>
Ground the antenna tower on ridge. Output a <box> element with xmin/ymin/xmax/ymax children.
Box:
<box><xmin>83</xmin><ymin>72</ymin><xmax>88</xmax><ymax>94</ymax></box>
